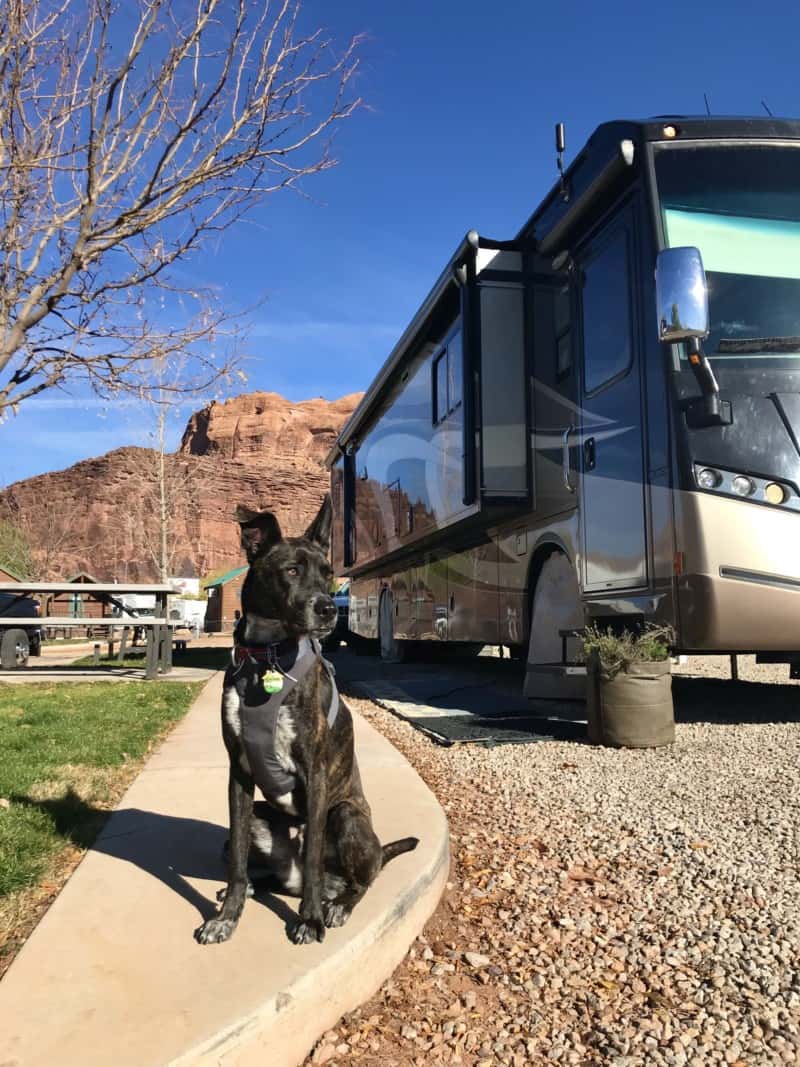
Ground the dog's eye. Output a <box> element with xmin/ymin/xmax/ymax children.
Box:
<box><xmin>287</xmin><ymin>566</ymin><xmax>299</xmax><ymax>577</ymax></box>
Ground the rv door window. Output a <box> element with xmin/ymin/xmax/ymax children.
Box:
<box><xmin>581</xmin><ymin>228</ymin><xmax>632</xmax><ymax>394</ymax></box>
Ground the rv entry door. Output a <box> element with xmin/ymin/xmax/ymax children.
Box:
<box><xmin>577</xmin><ymin>203</ymin><xmax>647</xmax><ymax>592</ymax></box>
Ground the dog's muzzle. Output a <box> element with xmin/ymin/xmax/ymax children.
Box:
<box><xmin>312</xmin><ymin>595</ymin><xmax>337</xmax><ymax>627</ymax></box>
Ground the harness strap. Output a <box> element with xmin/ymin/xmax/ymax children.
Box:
<box><xmin>236</xmin><ymin>636</ymin><xmax>339</xmax><ymax>800</ymax></box>
<box><xmin>313</xmin><ymin>638</ymin><xmax>339</xmax><ymax>727</ymax></box>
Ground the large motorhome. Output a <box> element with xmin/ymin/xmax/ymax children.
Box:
<box><xmin>326</xmin><ymin>117</ymin><xmax>800</xmax><ymax>696</ymax></box>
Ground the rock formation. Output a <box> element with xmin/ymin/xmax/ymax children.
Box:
<box><xmin>0</xmin><ymin>392</ymin><xmax>361</xmax><ymax>581</ymax></box>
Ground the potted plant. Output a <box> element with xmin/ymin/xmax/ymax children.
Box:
<box><xmin>581</xmin><ymin>624</ymin><xmax>675</xmax><ymax>748</ymax></box>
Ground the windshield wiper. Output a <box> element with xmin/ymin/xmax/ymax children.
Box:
<box><xmin>717</xmin><ymin>336</ymin><xmax>800</xmax><ymax>354</ymax></box>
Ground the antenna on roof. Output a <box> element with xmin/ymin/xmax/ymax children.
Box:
<box><xmin>555</xmin><ymin>123</ymin><xmax>568</xmax><ymax>201</ymax></box>
<box><xmin>761</xmin><ymin>99</ymin><xmax>774</xmax><ymax>116</ymax></box>
<box><xmin>703</xmin><ymin>93</ymin><xmax>711</xmax><ymax>116</ymax></box>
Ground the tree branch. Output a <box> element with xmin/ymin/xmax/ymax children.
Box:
<box><xmin>0</xmin><ymin>0</ymin><xmax>362</xmax><ymax>418</ymax></box>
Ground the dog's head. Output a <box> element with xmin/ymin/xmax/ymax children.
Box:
<box><xmin>235</xmin><ymin>495</ymin><xmax>337</xmax><ymax>639</ymax></box>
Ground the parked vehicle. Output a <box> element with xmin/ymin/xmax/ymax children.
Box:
<box><xmin>114</xmin><ymin>594</ymin><xmax>205</xmax><ymax>636</ymax></box>
<box><xmin>321</xmin><ymin>581</ymin><xmax>350</xmax><ymax>652</ymax></box>
<box><xmin>327</xmin><ymin>116</ymin><xmax>800</xmax><ymax>695</ymax></box>
<box><xmin>113</xmin><ymin>593</ymin><xmax>156</xmax><ymax>618</ymax></box>
<box><xmin>333</xmin><ymin>581</ymin><xmax>350</xmax><ymax>631</ymax></box>
<box><xmin>167</xmin><ymin>597</ymin><xmax>206</xmax><ymax>635</ymax></box>
<box><xmin>0</xmin><ymin>590</ymin><xmax>42</xmax><ymax>667</ymax></box>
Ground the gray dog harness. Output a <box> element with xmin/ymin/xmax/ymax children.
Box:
<box><xmin>231</xmin><ymin>636</ymin><xmax>339</xmax><ymax>800</ymax></box>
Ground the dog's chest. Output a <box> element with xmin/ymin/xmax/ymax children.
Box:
<box><xmin>263</xmin><ymin>706</ymin><xmax>300</xmax><ymax>813</ymax></box>
<box><xmin>223</xmin><ymin>679</ymin><xmax>300</xmax><ymax>814</ymax></box>
<box><xmin>271</xmin><ymin>706</ymin><xmax>297</xmax><ymax>775</ymax></box>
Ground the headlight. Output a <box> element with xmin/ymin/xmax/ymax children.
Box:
<box><xmin>732</xmin><ymin>475</ymin><xmax>756</xmax><ymax>497</ymax></box>
<box><xmin>694</xmin><ymin>464</ymin><xmax>799</xmax><ymax>511</ymax></box>
<box><xmin>696</xmin><ymin>467</ymin><xmax>722</xmax><ymax>489</ymax></box>
<box><xmin>764</xmin><ymin>482</ymin><xmax>787</xmax><ymax>505</ymax></box>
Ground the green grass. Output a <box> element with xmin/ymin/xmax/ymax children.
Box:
<box><xmin>0</xmin><ymin>681</ymin><xmax>200</xmax><ymax>900</ymax></box>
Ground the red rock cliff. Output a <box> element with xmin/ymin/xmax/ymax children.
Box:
<box><xmin>0</xmin><ymin>391</ymin><xmax>361</xmax><ymax>581</ymax></box>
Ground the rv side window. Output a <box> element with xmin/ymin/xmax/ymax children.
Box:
<box><xmin>581</xmin><ymin>228</ymin><xmax>632</xmax><ymax>394</ymax></box>
<box><xmin>434</xmin><ymin>352</ymin><xmax>448</xmax><ymax>423</ymax></box>
<box><xmin>433</xmin><ymin>332</ymin><xmax>463</xmax><ymax>424</ymax></box>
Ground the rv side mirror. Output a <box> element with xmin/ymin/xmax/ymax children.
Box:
<box><xmin>655</xmin><ymin>246</ymin><xmax>709</xmax><ymax>343</ymax></box>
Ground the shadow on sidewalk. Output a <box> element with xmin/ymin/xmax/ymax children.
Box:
<box><xmin>11</xmin><ymin>791</ymin><xmax>297</xmax><ymax>931</ymax></box>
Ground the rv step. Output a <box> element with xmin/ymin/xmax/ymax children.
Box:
<box><xmin>524</xmin><ymin>662</ymin><xmax>587</xmax><ymax>701</ymax></box>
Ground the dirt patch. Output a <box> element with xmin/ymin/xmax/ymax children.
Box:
<box><xmin>26</xmin><ymin>763</ymin><xmax>119</xmax><ymax>804</ymax></box>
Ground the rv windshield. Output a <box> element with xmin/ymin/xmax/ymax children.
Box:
<box><xmin>655</xmin><ymin>143</ymin><xmax>800</xmax><ymax>378</ymax></box>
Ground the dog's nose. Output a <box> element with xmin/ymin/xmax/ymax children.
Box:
<box><xmin>313</xmin><ymin>595</ymin><xmax>337</xmax><ymax>620</ymax></box>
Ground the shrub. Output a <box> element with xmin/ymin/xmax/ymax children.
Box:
<box><xmin>581</xmin><ymin>623</ymin><xmax>675</xmax><ymax>679</ymax></box>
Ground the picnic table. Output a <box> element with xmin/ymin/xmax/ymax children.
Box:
<box><xmin>0</xmin><ymin>582</ymin><xmax>176</xmax><ymax>679</ymax></box>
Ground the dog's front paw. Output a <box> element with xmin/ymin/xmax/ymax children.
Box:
<box><xmin>323</xmin><ymin>900</ymin><xmax>352</xmax><ymax>928</ymax></box>
<box><xmin>288</xmin><ymin>914</ymin><xmax>326</xmax><ymax>945</ymax></box>
<box><xmin>195</xmin><ymin>917</ymin><xmax>238</xmax><ymax>945</ymax></box>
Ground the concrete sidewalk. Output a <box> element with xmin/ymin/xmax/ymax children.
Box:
<box><xmin>0</xmin><ymin>673</ymin><xmax>449</xmax><ymax>1067</ymax></box>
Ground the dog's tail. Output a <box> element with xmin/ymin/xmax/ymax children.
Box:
<box><xmin>381</xmin><ymin>837</ymin><xmax>419</xmax><ymax>867</ymax></box>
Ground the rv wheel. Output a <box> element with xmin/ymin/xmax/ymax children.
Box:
<box><xmin>523</xmin><ymin>552</ymin><xmax>583</xmax><ymax>700</ymax></box>
<box><xmin>378</xmin><ymin>589</ymin><xmax>406</xmax><ymax>663</ymax></box>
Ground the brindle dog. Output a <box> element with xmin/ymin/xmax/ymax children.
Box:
<box><xmin>195</xmin><ymin>496</ymin><xmax>417</xmax><ymax>946</ymax></box>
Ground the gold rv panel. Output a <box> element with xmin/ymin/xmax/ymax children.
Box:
<box><xmin>676</xmin><ymin>490</ymin><xmax>800</xmax><ymax>650</ymax></box>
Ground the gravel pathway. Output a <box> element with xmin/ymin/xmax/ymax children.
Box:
<box><xmin>307</xmin><ymin>657</ymin><xmax>800</xmax><ymax>1067</ymax></box>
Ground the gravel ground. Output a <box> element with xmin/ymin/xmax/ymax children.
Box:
<box><xmin>307</xmin><ymin>657</ymin><xmax>800</xmax><ymax>1067</ymax></box>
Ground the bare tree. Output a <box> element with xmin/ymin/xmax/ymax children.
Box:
<box><xmin>0</xmin><ymin>492</ymin><xmax>91</xmax><ymax>578</ymax></box>
<box><xmin>0</xmin><ymin>517</ymin><xmax>33</xmax><ymax>577</ymax></box>
<box><xmin>128</xmin><ymin>400</ymin><xmax>200</xmax><ymax>582</ymax></box>
<box><xmin>0</xmin><ymin>0</ymin><xmax>360</xmax><ymax>416</ymax></box>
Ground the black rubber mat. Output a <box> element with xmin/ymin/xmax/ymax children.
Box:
<box><xmin>340</xmin><ymin>651</ymin><xmax>587</xmax><ymax>746</ymax></box>
<box><xmin>389</xmin><ymin>712</ymin><xmax>586</xmax><ymax>746</ymax></box>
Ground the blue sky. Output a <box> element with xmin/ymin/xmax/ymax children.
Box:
<box><xmin>3</xmin><ymin>0</ymin><xmax>800</xmax><ymax>485</ymax></box>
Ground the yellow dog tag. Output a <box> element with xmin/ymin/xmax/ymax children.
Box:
<box><xmin>263</xmin><ymin>669</ymin><xmax>283</xmax><ymax>694</ymax></box>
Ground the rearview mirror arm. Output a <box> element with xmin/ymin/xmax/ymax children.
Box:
<box><xmin>684</xmin><ymin>337</ymin><xmax>732</xmax><ymax>427</ymax></box>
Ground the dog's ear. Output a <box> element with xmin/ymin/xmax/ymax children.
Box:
<box><xmin>303</xmin><ymin>494</ymin><xmax>332</xmax><ymax>554</ymax></box>
<box><xmin>235</xmin><ymin>505</ymin><xmax>282</xmax><ymax>563</ymax></box>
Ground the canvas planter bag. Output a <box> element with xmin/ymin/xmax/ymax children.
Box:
<box><xmin>586</xmin><ymin>654</ymin><xmax>674</xmax><ymax>748</ymax></box>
